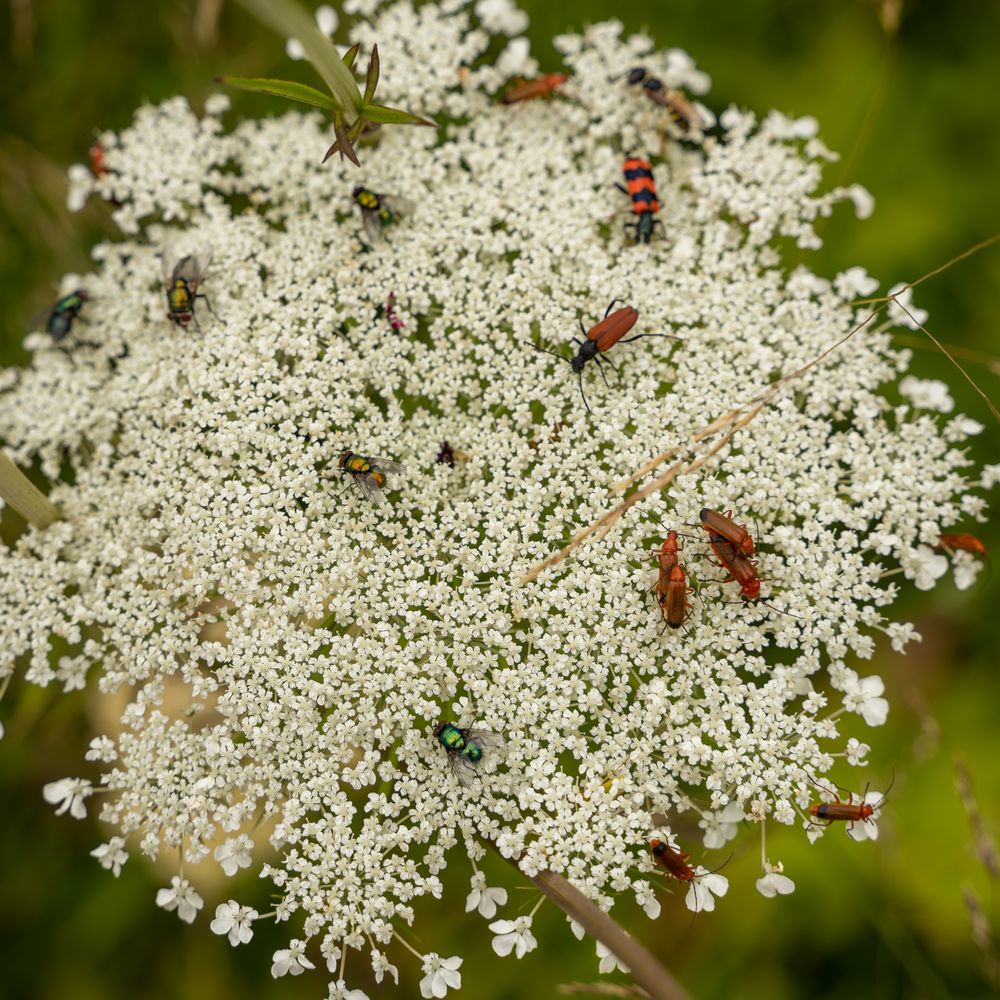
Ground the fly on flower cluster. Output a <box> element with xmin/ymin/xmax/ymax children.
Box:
<box><xmin>352</xmin><ymin>186</ymin><xmax>415</xmax><ymax>244</ymax></box>
<box><xmin>32</xmin><ymin>289</ymin><xmax>90</xmax><ymax>342</ymax></box>
<box><xmin>337</xmin><ymin>449</ymin><xmax>403</xmax><ymax>506</ymax></box>
<box><xmin>163</xmin><ymin>248</ymin><xmax>215</xmax><ymax>329</ymax></box>
<box><xmin>433</xmin><ymin>721</ymin><xmax>505</xmax><ymax>787</ymax></box>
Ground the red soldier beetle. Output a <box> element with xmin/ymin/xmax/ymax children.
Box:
<box><xmin>704</xmin><ymin>533</ymin><xmax>761</xmax><ymax>601</ymax></box>
<box><xmin>656</xmin><ymin>563</ymin><xmax>692</xmax><ymax>631</ymax></box>
<box><xmin>703</xmin><ymin>530</ymin><xmax>807</xmax><ymax>619</ymax></box>
<box><xmin>936</xmin><ymin>533</ymin><xmax>988</xmax><ymax>559</ymax></box>
<box><xmin>649</xmin><ymin>839</ymin><xmax>731</xmax><ymax>882</ymax></box>
<box><xmin>808</xmin><ymin>773</ymin><xmax>893</xmax><ymax>834</ymax></box>
<box><xmin>501</xmin><ymin>72</ymin><xmax>569</xmax><ymax>104</ymax></box>
<box><xmin>700</xmin><ymin>507</ymin><xmax>755</xmax><ymax>556</ymax></box>
<box><xmin>649</xmin><ymin>839</ymin><xmax>696</xmax><ymax>881</ymax></box>
<box><xmin>526</xmin><ymin>300</ymin><xmax>678</xmax><ymax>413</ymax></box>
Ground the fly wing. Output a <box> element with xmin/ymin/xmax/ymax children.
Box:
<box><xmin>448</xmin><ymin>752</ymin><xmax>481</xmax><ymax>788</ymax></box>
<box><xmin>465</xmin><ymin>728</ymin><xmax>505</xmax><ymax>753</ymax></box>
<box><xmin>28</xmin><ymin>302</ymin><xmax>57</xmax><ymax>334</ymax></box>
<box><xmin>380</xmin><ymin>194</ymin><xmax>415</xmax><ymax>217</ymax></box>
<box><xmin>163</xmin><ymin>247</ymin><xmax>213</xmax><ymax>291</ymax></box>
<box><xmin>356</xmin><ymin>473</ymin><xmax>387</xmax><ymax>506</ymax></box>
<box><xmin>180</xmin><ymin>247</ymin><xmax>213</xmax><ymax>293</ymax></box>
<box><xmin>359</xmin><ymin>208</ymin><xmax>382</xmax><ymax>243</ymax></box>
<box><xmin>365</xmin><ymin>456</ymin><xmax>404</xmax><ymax>476</ymax></box>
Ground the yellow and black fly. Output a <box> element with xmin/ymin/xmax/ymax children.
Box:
<box><xmin>338</xmin><ymin>449</ymin><xmax>404</xmax><ymax>506</ymax></box>
<box><xmin>352</xmin><ymin>186</ymin><xmax>414</xmax><ymax>243</ymax></box>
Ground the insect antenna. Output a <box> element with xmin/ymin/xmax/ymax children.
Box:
<box><xmin>618</xmin><ymin>332</ymin><xmax>683</xmax><ymax>344</ymax></box>
<box><xmin>577</xmin><ymin>370</ymin><xmax>592</xmax><ymax>414</ymax></box>
<box><xmin>525</xmin><ymin>341</ymin><xmax>571</xmax><ymax>365</ymax></box>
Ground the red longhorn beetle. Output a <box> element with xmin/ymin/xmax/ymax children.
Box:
<box><xmin>501</xmin><ymin>72</ymin><xmax>569</xmax><ymax>104</ymax></box>
<box><xmin>527</xmin><ymin>301</ymin><xmax>677</xmax><ymax>413</ymax></box>
<box><xmin>700</xmin><ymin>507</ymin><xmax>755</xmax><ymax>556</ymax></box>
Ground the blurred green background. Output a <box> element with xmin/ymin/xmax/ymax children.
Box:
<box><xmin>2</xmin><ymin>1</ymin><xmax>999</xmax><ymax>998</ymax></box>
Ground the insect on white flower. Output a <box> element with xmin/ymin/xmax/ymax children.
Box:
<box><xmin>684</xmin><ymin>870</ymin><xmax>730</xmax><ymax>913</ymax></box>
<box><xmin>1</xmin><ymin>0</ymin><xmax>995</xmax><ymax>988</ymax></box>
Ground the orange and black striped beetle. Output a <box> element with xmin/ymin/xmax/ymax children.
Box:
<box><xmin>527</xmin><ymin>301</ymin><xmax>676</xmax><ymax>413</ymax></box>
<box><xmin>617</xmin><ymin>157</ymin><xmax>661</xmax><ymax>243</ymax></box>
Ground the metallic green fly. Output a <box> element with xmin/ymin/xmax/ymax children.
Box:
<box><xmin>352</xmin><ymin>186</ymin><xmax>414</xmax><ymax>243</ymax></box>
<box><xmin>433</xmin><ymin>721</ymin><xmax>505</xmax><ymax>787</ymax></box>
<box><xmin>36</xmin><ymin>289</ymin><xmax>90</xmax><ymax>341</ymax></box>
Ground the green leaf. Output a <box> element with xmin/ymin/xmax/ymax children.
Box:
<box><xmin>364</xmin><ymin>45</ymin><xmax>380</xmax><ymax>106</ymax></box>
<box><xmin>216</xmin><ymin>76</ymin><xmax>340</xmax><ymax>112</ymax></box>
<box><xmin>235</xmin><ymin>0</ymin><xmax>362</xmax><ymax>118</ymax></box>
<box><xmin>361</xmin><ymin>103</ymin><xmax>438</xmax><ymax>127</ymax></box>
<box><xmin>342</xmin><ymin>43</ymin><xmax>361</xmax><ymax>73</ymax></box>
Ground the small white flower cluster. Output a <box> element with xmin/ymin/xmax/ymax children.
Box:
<box><xmin>2</xmin><ymin>0</ymin><xmax>995</xmax><ymax>994</ymax></box>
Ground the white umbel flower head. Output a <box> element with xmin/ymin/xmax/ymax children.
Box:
<box><xmin>756</xmin><ymin>861</ymin><xmax>795</xmax><ymax>898</ymax></box>
<box><xmin>596</xmin><ymin>940</ymin><xmax>630</xmax><ymax>974</ymax></box>
<box><xmin>841</xmin><ymin>670</ymin><xmax>889</xmax><ymax>727</ymax></box>
<box><xmin>2</xmin><ymin>0</ymin><xmax>995</xmax><ymax>985</ymax></box>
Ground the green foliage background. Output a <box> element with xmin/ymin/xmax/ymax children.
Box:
<box><xmin>1</xmin><ymin>2</ymin><xmax>998</xmax><ymax>997</ymax></box>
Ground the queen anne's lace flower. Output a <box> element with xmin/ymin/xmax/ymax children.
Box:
<box><xmin>42</xmin><ymin>777</ymin><xmax>93</xmax><ymax>819</ymax></box>
<box><xmin>2</xmin><ymin>0</ymin><xmax>994</xmax><ymax>992</ymax></box>
<box><xmin>489</xmin><ymin>916</ymin><xmax>538</xmax><ymax>959</ymax></box>
<box><xmin>684</xmin><ymin>871</ymin><xmax>729</xmax><ymax>913</ymax></box>
<box><xmin>155</xmin><ymin>876</ymin><xmax>204</xmax><ymax>923</ymax></box>
<box><xmin>90</xmin><ymin>837</ymin><xmax>129</xmax><ymax>876</ymax></box>
<box><xmin>271</xmin><ymin>940</ymin><xmax>316</xmax><ymax>978</ymax></box>
<box><xmin>841</xmin><ymin>670</ymin><xmax>889</xmax><ymax>727</ymax></box>
<box><xmin>466</xmin><ymin>872</ymin><xmax>508</xmax><ymax>918</ymax></box>
<box><xmin>419</xmin><ymin>954</ymin><xmax>463</xmax><ymax>998</ymax></box>
<box><xmin>210</xmin><ymin>900</ymin><xmax>258</xmax><ymax>946</ymax></box>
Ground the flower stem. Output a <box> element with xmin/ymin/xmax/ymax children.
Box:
<box><xmin>494</xmin><ymin>852</ymin><xmax>693</xmax><ymax>1000</ymax></box>
<box><xmin>0</xmin><ymin>452</ymin><xmax>60</xmax><ymax>528</ymax></box>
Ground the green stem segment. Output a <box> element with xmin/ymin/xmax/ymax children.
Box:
<box><xmin>495</xmin><ymin>851</ymin><xmax>693</xmax><ymax>1000</ymax></box>
<box><xmin>0</xmin><ymin>452</ymin><xmax>60</xmax><ymax>528</ymax></box>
